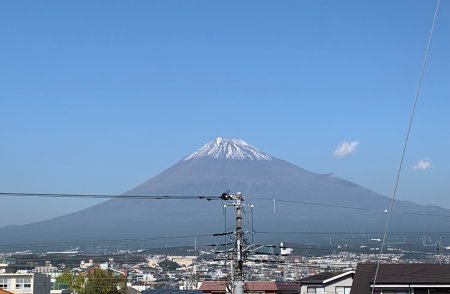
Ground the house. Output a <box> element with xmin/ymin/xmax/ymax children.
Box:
<box><xmin>0</xmin><ymin>273</ymin><xmax>51</xmax><ymax>294</ymax></box>
<box><xmin>299</xmin><ymin>271</ymin><xmax>354</xmax><ymax>294</ymax></box>
<box><xmin>143</xmin><ymin>290</ymin><xmax>201</xmax><ymax>294</ymax></box>
<box><xmin>199</xmin><ymin>281</ymin><xmax>228</xmax><ymax>294</ymax></box>
<box><xmin>246</xmin><ymin>281</ymin><xmax>299</xmax><ymax>294</ymax></box>
<box><xmin>199</xmin><ymin>281</ymin><xmax>299</xmax><ymax>294</ymax></box>
<box><xmin>350</xmin><ymin>263</ymin><xmax>450</xmax><ymax>294</ymax></box>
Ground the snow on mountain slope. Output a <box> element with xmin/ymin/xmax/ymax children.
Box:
<box><xmin>184</xmin><ymin>137</ymin><xmax>272</xmax><ymax>161</ymax></box>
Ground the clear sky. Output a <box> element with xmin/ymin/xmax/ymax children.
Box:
<box><xmin>1</xmin><ymin>1</ymin><xmax>449</xmax><ymax>227</ymax></box>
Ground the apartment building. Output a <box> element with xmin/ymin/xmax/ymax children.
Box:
<box><xmin>0</xmin><ymin>273</ymin><xmax>50</xmax><ymax>294</ymax></box>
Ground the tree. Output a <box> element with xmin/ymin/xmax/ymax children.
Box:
<box><xmin>57</xmin><ymin>268</ymin><xmax>126</xmax><ymax>294</ymax></box>
<box><xmin>158</xmin><ymin>259</ymin><xmax>181</xmax><ymax>271</ymax></box>
<box><xmin>80</xmin><ymin>268</ymin><xmax>126</xmax><ymax>294</ymax></box>
<box><xmin>56</xmin><ymin>270</ymin><xmax>84</xmax><ymax>293</ymax></box>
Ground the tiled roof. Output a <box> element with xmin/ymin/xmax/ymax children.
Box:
<box><xmin>199</xmin><ymin>281</ymin><xmax>299</xmax><ymax>292</ymax></box>
<box><xmin>199</xmin><ymin>281</ymin><xmax>227</xmax><ymax>291</ymax></box>
<box><xmin>246</xmin><ymin>281</ymin><xmax>299</xmax><ymax>291</ymax></box>
<box><xmin>0</xmin><ymin>289</ymin><xmax>14</xmax><ymax>294</ymax></box>
<box><xmin>246</xmin><ymin>281</ymin><xmax>278</xmax><ymax>291</ymax></box>
<box><xmin>351</xmin><ymin>263</ymin><xmax>450</xmax><ymax>294</ymax></box>
<box><xmin>274</xmin><ymin>281</ymin><xmax>300</xmax><ymax>291</ymax></box>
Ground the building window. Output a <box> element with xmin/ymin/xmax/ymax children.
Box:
<box><xmin>335</xmin><ymin>286</ymin><xmax>351</xmax><ymax>294</ymax></box>
<box><xmin>16</xmin><ymin>278</ymin><xmax>32</xmax><ymax>289</ymax></box>
<box><xmin>0</xmin><ymin>278</ymin><xmax>11</xmax><ymax>289</ymax></box>
<box><xmin>307</xmin><ymin>287</ymin><xmax>325</xmax><ymax>294</ymax></box>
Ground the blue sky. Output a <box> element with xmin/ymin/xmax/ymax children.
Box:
<box><xmin>0</xmin><ymin>1</ymin><xmax>449</xmax><ymax>226</ymax></box>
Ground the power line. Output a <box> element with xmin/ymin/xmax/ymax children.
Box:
<box><xmin>0</xmin><ymin>192</ymin><xmax>221</xmax><ymax>201</ymax></box>
<box><xmin>400</xmin><ymin>211</ymin><xmax>450</xmax><ymax>218</ymax></box>
<box><xmin>249</xmin><ymin>196</ymin><xmax>450</xmax><ymax>219</ymax></box>
<box><xmin>254</xmin><ymin>231</ymin><xmax>450</xmax><ymax>236</ymax></box>
<box><xmin>372</xmin><ymin>1</ymin><xmax>441</xmax><ymax>293</ymax></box>
<box><xmin>0</xmin><ymin>232</ymin><xmax>232</xmax><ymax>248</ymax></box>
<box><xmin>2</xmin><ymin>229</ymin><xmax>447</xmax><ymax>252</ymax></box>
<box><xmin>247</xmin><ymin>196</ymin><xmax>371</xmax><ymax>211</ymax></box>
<box><xmin>3</xmin><ymin>192</ymin><xmax>450</xmax><ymax>219</ymax></box>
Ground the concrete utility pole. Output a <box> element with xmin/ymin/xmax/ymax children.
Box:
<box><xmin>221</xmin><ymin>192</ymin><xmax>245</xmax><ymax>294</ymax></box>
<box><xmin>234</xmin><ymin>192</ymin><xmax>244</xmax><ymax>294</ymax></box>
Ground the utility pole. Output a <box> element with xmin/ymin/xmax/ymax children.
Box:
<box><xmin>221</xmin><ymin>192</ymin><xmax>245</xmax><ymax>294</ymax></box>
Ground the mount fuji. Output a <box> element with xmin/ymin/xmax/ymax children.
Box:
<box><xmin>1</xmin><ymin>137</ymin><xmax>449</xmax><ymax>247</ymax></box>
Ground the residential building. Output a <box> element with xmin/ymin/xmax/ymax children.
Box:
<box><xmin>143</xmin><ymin>290</ymin><xmax>201</xmax><ymax>294</ymax></box>
<box><xmin>299</xmin><ymin>271</ymin><xmax>354</xmax><ymax>294</ymax></box>
<box><xmin>246</xmin><ymin>281</ymin><xmax>299</xmax><ymax>294</ymax></box>
<box><xmin>0</xmin><ymin>257</ymin><xmax>16</xmax><ymax>274</ymax></box>
<box><xmin>350</xmin><ymin>263</ymin><xmax>450</xmax><ymax>294</ymax></box>
<box><xmin>200</xmin><ymin>281</ymin><xmax>299</xmax><ymax>294</ymax></box>
<box><xmin>0</xmin><ymin>273</ymin><xmax>50</xmax><ymax>294</ymax></box>
<box><xmin>200</xmin><ymin>281</ymin><xmax>227</xmax><ymax>294</ymax></box>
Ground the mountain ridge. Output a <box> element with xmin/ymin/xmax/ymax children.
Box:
<box><xmin>1</xmin><ymin>137</ymin><xmax>449</xmax><ymax>248</ymax></box>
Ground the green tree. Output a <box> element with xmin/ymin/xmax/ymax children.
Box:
<box><xmin>80</xmin><ymin>268</ymin><xmax>126</xmax><ymax>294</ymax></box>
<box><xmin>57</xmin><ymin>268</ymin><xmax>126</xmax><ymax>294</ymax></box>
<box><xmin>158</xmin><ymin>259</ymin><xmax>181</xmax><ymax>271</ymax></box>
<box><xmin>56</xmin><ymin>270</ymin><xmax>84</xmax><ymax>293</ymax></box>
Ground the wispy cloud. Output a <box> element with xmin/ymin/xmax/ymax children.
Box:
<box><xmin>333</xmin><ymin>141</ymin><xmax>359</xmax><ymax>159</ymax></box>
<box><xmin>414</xmin><ymin>157</ymin><xmax>431</xmax><ymax>171</ymax></box>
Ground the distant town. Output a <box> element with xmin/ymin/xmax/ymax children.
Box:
<box><xmin>1</xmin><ymin>235</ymin><xmax>449</xmax><ymax>294</ymax></box>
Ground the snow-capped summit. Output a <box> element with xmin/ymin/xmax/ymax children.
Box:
<box><xmin>184</xmin><ymin>137</ymin><xmax>272</xmax><ymax>161</ymax></box>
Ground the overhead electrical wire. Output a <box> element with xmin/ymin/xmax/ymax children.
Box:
<box><xmin>0</xmin><ymin>232</ymin><xmax>233</xmax><ymax>249</ymax></box>
<box><xmin>0</xmin><ymin>192</ymin><xmax>221</xmax><ymax>201</ymax></box>
<box><xmin>372</xmin><ymin>1</ymin><xmax>441</xmax><ymax>293</ymax></box>
<box><xmin>2</xmin><ymin>230</ymin><xmax>446</xmax><ymax>252</ymax></box>
<box><xmin>247</xmin><ymin>196</ymin><xmax>371</xmax><ymax>211</ymax></box>
<box><xmin>254</xmin><ymin>230</ymin><xmax>450</xmax><ymax>236</ymax></box>
<box><xmin>4</xmin><ymin>191</ymin><xmax>450</xmax><ymax>219</ymax></box>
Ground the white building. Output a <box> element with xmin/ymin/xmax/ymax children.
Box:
<box><xmin>299</xmin><ymin>271</ymin><xmax>354</xmax><ymax>294</ymax></box>
<box><xmin>0</xmin><ymin>273</ymin><xmax>51</xmax><ymax>294</ymax></box>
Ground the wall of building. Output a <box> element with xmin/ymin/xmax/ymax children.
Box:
<box><xmin>33</xmin><ymin>273</ymin><xmax>51</xmax><ymax>294</ymax></box>
<box><xmin>0</xmin><ymin>273</ymin><xmax>50</xmax><ymax>294</ymax></box>
<box><xmin>301</xmin><ymin>277</ymin><xmax>353</xmax><ymax>294</ymax></box>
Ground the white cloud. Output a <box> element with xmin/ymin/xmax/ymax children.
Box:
<box><xmin>333</xmin><ymin>141</ymin><xmax>359</xmax><ymax>159</ymax></box>
<box><xmin>414</xmin><ymin>157</ymin><xmax>431</xmax><ymax>171</ymax></box>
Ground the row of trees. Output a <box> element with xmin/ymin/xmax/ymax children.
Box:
<box><xmin>57</xmin><ymin>268</ymin><xmax>127</xmax><ymax>294</ymax></box>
